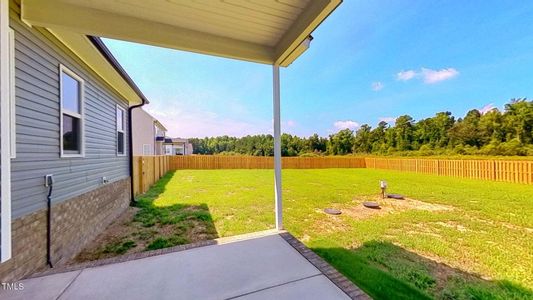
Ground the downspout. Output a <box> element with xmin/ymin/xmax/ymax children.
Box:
<box><xmin>128</xmin><ymin>99</ymin><xmax>146</xmax><ymax>204</ymax></box>
<box><xmin>45</xmin><ymin>178</ymin><xmax>53</xmax><ymax>268</ymax></box>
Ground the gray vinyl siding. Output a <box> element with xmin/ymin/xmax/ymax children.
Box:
<box><xmin>9</xmin><ymin>17</ymin><xmax>130</xmax><ymax>219</ymax></box>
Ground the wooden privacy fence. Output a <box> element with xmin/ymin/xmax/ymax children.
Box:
<box><xmin>169</xmin><ymin>155</ymin><xmax>367</xmax><ymax>169</ymax></box>
<box><xmin>364</xmin><ymin>157</ymin><xmax>533</xmax><ymax>185</ymax></box>
<box><xmin>133</xmin><ymin>156</ymin><xmax>170</xmax><ymax>195</ymax></box>
<box><xmin>133</xmin><ymin>155</ymin><xmax>533</xmax><ymax>195</ymax></box>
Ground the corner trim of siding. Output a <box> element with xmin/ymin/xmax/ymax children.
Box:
<box><xmin>1</xmin><ymin>0</ymin><xmax>13</xmax><ymax>262</ymax></box>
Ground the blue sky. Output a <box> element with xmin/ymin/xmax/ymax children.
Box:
<box><xmin>103</xmin><ymin>1</ymin><xmax>533</xmax><ymax>138</ymax></box>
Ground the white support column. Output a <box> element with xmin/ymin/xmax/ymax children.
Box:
<box><xmin>272</xmin><ymin>65</ymin><xmax>282</xmax><ymax>230</ymax></box>
<box><xmin>0</xmin><ymin>0</ymin><xmax>12</xmax><ymax>262</ymax></box>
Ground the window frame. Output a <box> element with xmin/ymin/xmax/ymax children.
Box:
<box><xmin>142</xmin><ymin>144</ymin><xmax>152</xmax><ymax>155</ymax></box>
<box><xmin>116</xmin><ymin>104</ymin><xmax>126</xmax><ymax>156</ymax></box>
<box><xmin>59</xmin><ymin>64</ymin><xmax>85</xmax><ymax>158</ymax></box>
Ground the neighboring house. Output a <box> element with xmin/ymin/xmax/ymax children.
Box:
<box><xmin>164</xmin><ymin>138</ymin><xmax>194</xmax><ymax>156</ymax></box>
<box><xmin>132</xmin><ymin>108</ymin><xmax>167</xmax><ymax>156</ymax></box>
<box><xmin>0</xmin><ymin>1</ymin><xmax>148</xmax><ymax>281</ymax></box>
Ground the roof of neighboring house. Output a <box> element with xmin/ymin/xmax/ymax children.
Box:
<box><xmin>154</xmin><ymin>119</ymin><xmax>167</xmax><ymax>132</ymax></box>
<box><xmin>132</xmin><ymin>107</ymin><xmax>168</xmax><ymax>132</ymax></box>
<box><xmin>164</xmin><ymin>138</ymin><xmax>189</xmax><ymax>144</ymax></box>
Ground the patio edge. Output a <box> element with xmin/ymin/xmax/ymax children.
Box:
<box><xmin>27</xmin><ymin>239</ymin><xmax>217</xmax><ymax>279</ymax></box>
<box><xmin>26</xmin><ymin>229</ymin><xmax>281</xmax><ymax>279</ymax></box>
<box><xmin>279</xmin><ymin>232</ymin><xmax>371</xmax><ymax>300</ymax></box>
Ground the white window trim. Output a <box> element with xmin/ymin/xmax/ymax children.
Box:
<box><xmin>116</xmin><ymin>104</ymin><xmax>126</xmax><ymax>156</ymax></box>
<box><xmin>142</xmin><ymin>143</ymin><xmax>152</xmax><ymax>155</ymax></box>
<box><xmin>59</xmin><ymin>64</ymin><xmax>85</xmax><ymax>158</ymax></box>
<box><xmin>1</xmin><ymin>0</ymin><xmax>12</xmax><ymax>262</ymax></box>
<box><xmin>9</xmin><ymin>28</ymin><xmax>15</xmax><ymax>159</ymax></box>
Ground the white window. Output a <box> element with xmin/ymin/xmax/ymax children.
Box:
<box><xmin>9</xmin><ymin>28</ymin><xmax>15</xmax><ymax>159</ymax></box>
<box><xmin>60</xmin><ymin>65</ymin><xmax>84</xmax><ymax>157</ymax></box>
<box><xmin>116</xmin><ymin>105</ymin><xmax>126</xmax><ymax>156</ymax></box>
<box><xmin>165</xmin><ymin>145</ymin><xmax>172</xmax><ymax>155</ymax></box>
<box><xmin>143</xmin><ymin>144</ymin><xmax>152</xmax><ymax>155</ymax></box>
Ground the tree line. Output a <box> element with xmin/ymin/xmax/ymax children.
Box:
<box><xmin>189</xmin><ymin>98</ymin><xmax>533</xmax><ymax>157</ymax></box>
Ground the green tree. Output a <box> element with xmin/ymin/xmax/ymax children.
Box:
<box><xmin>353</xmin><ymin>124</ymin><xmax>372</xmax><ymax>153</ymax></box>
<box><xmin>503</xmin><ymin>98</ymin><xmax>533</xmax><ymax>144</ymax></box>
<box><xmin>328</xmin><ymin>129</ymin><xmax>355</xmax><ymax>155</ymax></box>
<box><xmin>395</xmin><ymin>115</ymin><xmax>415</xmax><ymax>151</ymax></box>
<box><xmin>449</xmin><ymin>109</ymin><xmax>483</xmax><ymax>147</ymax></box>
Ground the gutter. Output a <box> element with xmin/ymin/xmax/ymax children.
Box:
<box><xmin>86</xmin><ymin>36</ymin><xmax>148</xmax><ymax>204</ymax></box>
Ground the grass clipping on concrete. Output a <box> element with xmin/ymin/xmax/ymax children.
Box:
<box><xmin>73</xmin><ymin>173</ymin><xmax>218</xmax><ymax>263</ymax></box>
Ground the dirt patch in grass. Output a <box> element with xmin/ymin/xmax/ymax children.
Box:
<box><xmin>71</xmin><ymin>202</ymin><xmax>218</xmax><ymax>264</ymax></box>
<box><xmin>325</xmin><ymin>196</ymin><xmax>453</xmax><ymax>220</ymax></box>
<box><xmin>73</xmin><ymin>207</ymin><xmax>140</xmax><ymax>262</ymax></box>
<box><xmin>311</xmin><ymin>196</ymin><xmax>454</xmax><ymax>235</ymax></box>
<box><xmin>308</xmin><ymin>196</ymin><xmax>454</xmax><ymax>237</ymax></box>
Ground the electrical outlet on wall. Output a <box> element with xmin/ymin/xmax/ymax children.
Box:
<box><xmin>102</xmin><ymin>177</ymin><xmax>109</xmax><ymax>185</ymax></box>
<box><xmin>44</xmin><ymin>174</ymin><xmax>54</xmax><ymax>187</ymax></box>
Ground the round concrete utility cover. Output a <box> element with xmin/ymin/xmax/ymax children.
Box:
<box><xmin>324</xmin><ymin>208</ymin><xmax>341</xmax><ymax>215</ymax></box>
<box><xmin>387</xmin><ymin>194</ymin><xmax>405</xmax><ymax>200</ymax></box>
<box><xmin>363</xmin><ymin>201</ymin><xmax>380</xmax><ymax>209</ymax></box>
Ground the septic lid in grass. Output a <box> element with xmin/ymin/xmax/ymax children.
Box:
<box><xmin>363</xmin><ymin>201</ymin><xmax>380</xmax><ymax>209</ymax></box>
<box><xmin>324</xmin><ymin>208</ymin><xmax>341</xmax><ymax>215</ymax></box>
<box><xmin>387</xmin><ymin>194</ymin><xmax>405</xmax><ymax>200</ymax></box>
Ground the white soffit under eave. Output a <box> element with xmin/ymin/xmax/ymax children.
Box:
<box><xmin>20</xmin><ymin>0</ymin><xmax>342</xmax><ymax>67</ymax></box>
<box><xmin>48</xmin><ymin>28</ymin><xmax>143</xmax><ymax>105</ymax></box>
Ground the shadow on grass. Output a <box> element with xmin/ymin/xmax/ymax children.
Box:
<box><xmin>74</xmin><ymin>171</ymin><xmax>219</xmax><ymax>263</ymax></box>
<box><xmin>312</xmin><ymin>241</ymin><xmax>532</xmax><ymax>300</ymax></box>
<box><xmin>133</xmin><ymin>171</ymin><xmax>219</xmax><ymax>250</ymax></box>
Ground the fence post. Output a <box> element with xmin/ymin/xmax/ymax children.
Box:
<box><xmin>139</xmin><ymin>157</ymin><xmax>144</xmax><ymax>194</ymax></box>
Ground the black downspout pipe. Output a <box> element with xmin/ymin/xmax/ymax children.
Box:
<box><xmin>128</xmin><ymin>99</ymin><xmax>146</xmax><ymax>204</ymax></box>
<box><xmin>46</xmin><ymin>184</ymin><xmax>53</xmax><ymax>268</ymax></box>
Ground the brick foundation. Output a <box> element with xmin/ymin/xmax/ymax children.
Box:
<box><xmin>0</xmin><ymin>178</ymin><xmax>131</xmax><ymax>282</ymax></box>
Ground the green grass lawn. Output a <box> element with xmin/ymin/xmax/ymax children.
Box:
<box><xmin>139</xmin><ymin>168</ymin><xmax>532</xmax><ymax>299</ymax></box>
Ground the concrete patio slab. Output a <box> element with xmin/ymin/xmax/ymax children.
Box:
<box><xmin>233</xmin><ymin>274</ymin><xmax>350</xmax><ymax>300</ymax></box>
<box><xmin>1</xmin><ymin>270</ymin><xmax>81</xmax><ymax>300</ymax></box>
<box><xmin>1</xmin><ymin>233</ymin><xmax>365</xmax><ymax>300</ymax></box>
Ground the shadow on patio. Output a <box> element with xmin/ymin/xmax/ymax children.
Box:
<box><xmin>73</xmin><ymin>172</ymin><xmax>218</xmax><ymax>263</ymax></box>
<box><xmin>312</xmin><ymin>241</ymin><xmax>533</xmax><ymax>300</ymax></box>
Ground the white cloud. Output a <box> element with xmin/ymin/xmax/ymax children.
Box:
<box><xmin>479</xmin><ymin>103</ymin><xmax>496</xmax><ymax>114</ymax></box>
<box><xmin>396</xmin><ymin>70</ymin><xmax>417</xmax><ymax>81</ymax></box>
<box><xmin>421</xmin><ymin>67</ymin><xmax>459</xmax><ymax>84</ymax></box>
<box><xmin>286</xmin><ymin>120</ymin><xmax>296</xmax><ymax>127</ymax></box>
<box><xmin>371</xmin><ymin>81</ymin><xmax>384</xmax><ymax>91</ymax></box>
<box><xmin>333</xmin><ymin>120</ymin><xmax>360</xmax><ymax>130</ymax></box>
<box><xmin>396</xmin><ymin>68</ymin><xmax>459</xmax><ymax>84</ymax></box>
<box><xmin>145</xmin><ymin>104</ymin><xmax>270</xmax><ymax>138</ymax></box>
<box><xmin>378</xmin><ymin>117</ymin><xmax>396</xmax><ymax>124</ymax></box>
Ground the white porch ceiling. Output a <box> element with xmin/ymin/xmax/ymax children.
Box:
<box><xmin>20</xmin><ymin>0</ymin><xmax>342</xmax><ymax>66</ymax></box>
